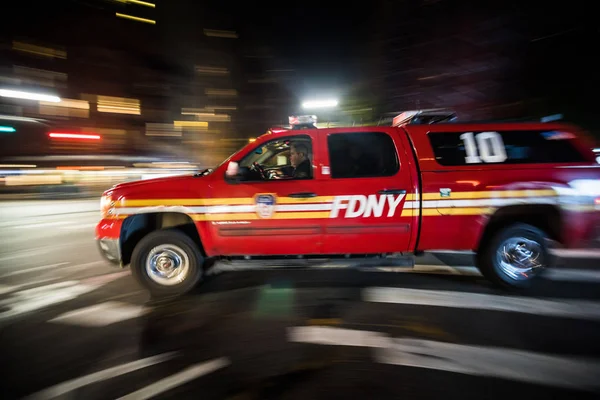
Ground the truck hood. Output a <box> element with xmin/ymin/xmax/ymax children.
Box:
<box><xmin>106</xmin><ymin>173</ymin><xmax>208</xmax><ymax>200</ymax></box>
<box><xmin>112</xmin><ymin>174</ymin><xmax>195</xmax><ymax>191</ymax></box>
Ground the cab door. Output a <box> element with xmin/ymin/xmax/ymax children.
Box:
<box><xmin>318</xmin><ymin>128</ymin><xmax>417</xmax><ymax>254</ymax></box>
<box><xmin>207</xmin><ymin>132</ymin><xmax>325</xmax><ymax>256</ymax></box>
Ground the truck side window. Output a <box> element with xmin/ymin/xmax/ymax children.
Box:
<box><xmin>328</xmin><ymin>132</ymin><xmax>399</xmax><ymax>179</ymax></box>
<box><xmin>428</xmin><ymin>130</ymin><xmax>587</xmax><ymax>166</ymax></box>
<box><xmin>238</xmin><ymin>135</ymin><xmax>313</xmax><ymax>181</ymax></box>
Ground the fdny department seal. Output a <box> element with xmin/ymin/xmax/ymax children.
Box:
<box><xmin>255</xmin><ymin>194</ymin><xmax>277</xmax><ymax>219</ymax></box>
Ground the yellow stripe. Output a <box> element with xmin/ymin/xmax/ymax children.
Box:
<box><xmin>421</xmin><ymin>189</ymin><xmax>556</xmax><ymax>200</ymax></box>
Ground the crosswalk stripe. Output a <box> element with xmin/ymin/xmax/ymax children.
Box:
<box><xmin>117</xmin><ymin>358</ymin><xmax>230</xmax><ymax>400</ymax></box>
<box><xmin>363</xmin><ymin>287</ymin><xmax>600</xmax><ymax>320</ymax></box>
<box><xmin>287</xmin><ymin>326</ymin><xmax>600</xmax><ymax>391</ymax></box>
<box><xmin>24</xmin><ymin>352</ymin><xmax>177</xmax><ymax>400</ymax></box>
<box><xmin>49</xmin><ymin>301</ymin><xmax>145</xmax><ymax>327</ymax></box>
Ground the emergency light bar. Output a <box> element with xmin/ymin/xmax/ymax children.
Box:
<box><xmin>392</xmin><ymin>109</ymin><xmax>457</xmax><ymax>127</ymax></box>
<box><xmin>289</xmin><ymin>115</ymin><xmax>317</xmax><ymax>130</ymax></box>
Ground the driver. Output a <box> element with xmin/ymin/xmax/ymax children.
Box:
<box><xmin>290</xmin><ymin>142</ymin><xmax>311</xmax><ymax>179</ymax></box>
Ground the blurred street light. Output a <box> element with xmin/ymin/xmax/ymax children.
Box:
<box><xmin>0</xmin><ymin>126</ymin><xmax>16</xmax><ymax>133</ymax></box>
<box><xmin>115</xmin><ymin>13</ymin><xmax>156</xmax><ymax>25</ymax></box>
<box><xmin>302</xmin><ymin>99</ymin><xmax>338</xmax><ymax>109</ymax></box>
<box><xmin>0</xmin><ymin>89</ymin><xmax>60</xmax><ymax>103</ymax></box>
<box><xmin>48</xmin><ymin>132</ymin><xmax>101</xmax><ymax>140</ymax></box>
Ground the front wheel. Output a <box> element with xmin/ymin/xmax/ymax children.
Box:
<box><xmin>131</xmin><ymin>229</ymin><xmax>204</xmax><ymax>298</ymax></box>
<box><xmin>477</xmin><ymin>223</ymin><xmax>549</xmax><ymax>289</ymax></box>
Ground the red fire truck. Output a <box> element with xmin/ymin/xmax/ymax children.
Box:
<box><xmin>97</xmin><ymin>114</ymin><xmax>600</xmax><ymax>296</ymax></box>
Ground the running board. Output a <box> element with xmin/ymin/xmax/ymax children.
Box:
<box><xmin>207</xmin><ymin>256</ymin><xmax>414</xmax><ymax>275</ymax></box>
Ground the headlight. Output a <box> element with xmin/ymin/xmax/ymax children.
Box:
<box><xmin>100</xmin><ymin>195</ymin><xmax>114</xmax><ymax>218</ymax></box>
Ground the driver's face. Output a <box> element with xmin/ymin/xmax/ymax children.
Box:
<box><xmin>290</xmin><ymin>148</ymin><xmax>302</xmax><ymax>168</ymax></box>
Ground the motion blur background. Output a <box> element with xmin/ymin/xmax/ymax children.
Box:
<box><xmin>0</xmin><ymin>0</ymin><xmax>598</xmax><ymax>198</ymax></box>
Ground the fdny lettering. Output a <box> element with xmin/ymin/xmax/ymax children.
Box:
<box><xmin>330</xmin><ymin>194</ymin><xmax>405</xmax><ymax>218</ymax></box>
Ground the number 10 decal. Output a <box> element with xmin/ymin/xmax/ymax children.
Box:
<box><xmin>460</xmin><ymin>131</ymin><xmax>507</xmax><ymax>164</ymax></box>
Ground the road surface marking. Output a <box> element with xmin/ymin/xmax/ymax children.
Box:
<box><xmin>288</xmin><ymin>326</ymin><xmax>391</xmax><ymax>348</ymax></box>
<box><xmin>376</xmin><ymin>265</ymin><xmax>600</xmax><ymax>283</ymax></box>
<box><xmin>363</xmin><ymin>287</ymin><xmax>600</xmax><ymax>320</ymax></box>
<box><xmin>545</xmin><ymin>269</ymin><xmax>600</xmax><ymax>283</ymax></box>
<box><xmin>14</xmin><ymin>221</ymin><xmax>75</xmax><ymax>229</ymax></box>
<box><xmin>0</xmin><ymin>262</ymin><xmax>70</xmax><ymax>278</ymax></box>
<box><xmin>117</xmin><ymin>357</ymin><xmax>230</xmax><ymax>400</ymax></box>
<box><xmin>58</xmin><ymin>223</ymin><xmax>98</xmax><ymax>230</ymax></box>
<box><xmin>288</xmin><ymin>326</ymin><xmax>600</xmax><ymax>391</ymax></box>
<box><xmin>24</xmin><ymin>352</ymin><xmax>177</xmax><ymax>400</ymax></box>
<box><xmin>0</xmin><ymin>278</ymin><xmax>57</xmax><ymax>295</ymax></box>
<box><xmin>0</xmin><ymin>272</ymin><xmax>129</xmax><ymax>321</ymax></box>
<box><xmin>49</xmin><ymin>301</ymin><xmax>145</xmax><ymax>327</ymax></box>
<box><xmin>551</xmin><ymin>249</ymin><xmax>600</xmax><ymax>258</ymax></box>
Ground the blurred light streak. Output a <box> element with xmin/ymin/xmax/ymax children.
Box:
<box><xmin>0</xmin><ymin>126</ymin><xmax>16</xmax><ymax>133</ymax></box>
<box><xmin>0</xmin><ymin>115</ymin><xmax>45</xmax><ymax>123</ymax></box>
<box><xmin>205</xmin><ymin>88</ymin><xmax>237</xmax><ymax>97</ymax></box>
<box><xmin>97</xmin><ymin>95</ymin><xmax>141</xmax><ymax>115</ymax></box>
<box><xmin>56</xmin><ymin>166</ymin><xmax>105</xmax><ymax>171</ymax></box>
<box><xmin>0</xmin><ymin>164</ymin><xmax>36</xmax><ymax>168</ymax></box>
<box><xmin>302</xmin><ymin>99</ymin><xmax>338</xmax><ymax>109</ymax></box>
<box><xmin>248</xmin><ymin>138</ymin><xmax>256</xmax><ymax>142</ymax></box>
<box><xmin>180</xmin><ymin>111</ymin><xmax>230</xmax><ymax>122</ymax></box>
<box><xmin>12</xmin><ymin>41</ymin><xmax>67</xmax><ymax>59</ymax></box>
<box><xmin>0</xmin><ymin>89</ymin><xmax>60</xmax><ymax>103</ymax></box>
<box><xmin>13</xmin><ymin>66</ymin><xmax>68</xmax><ymax>88</ymax></box>
<box><xmin>50</xmin><ymin>99</ymin><xmax>90</xmax><ymax>109</ymax></box>
<box><xmin>49</xmin><ymin>132</ymin><xmax>101</xmax><ymax>140</ymax></box>
<box><xmin>173</xmin><ymin>121</ymin><xmax>208</xmax><ymax>128</ymax></box>
<box><xmin>115</xmin><ymin>13</ymin><xmax>156</xmax><ymax>25</ymax></box>
<box><xmin>195</xmin><ymin>66</ymin><xmax>229</xmax><ymax>75</ymax></box>
<box><xmin>122</xmin><ymin>0</ymin><xmax>155</xmax><ymax>7</ymax></box>
<box><xmin>203</xmin><ymin>29</ymin><xmax>238</xmax><ymax>38</ymax></box>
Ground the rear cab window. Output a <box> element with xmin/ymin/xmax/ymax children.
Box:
<box><xmin>327</xmin><ymin>131</ymin><xmax>399</xmax><ymax>178</ymax></box>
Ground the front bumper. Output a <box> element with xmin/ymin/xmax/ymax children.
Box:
<box><xmin>97</xmin><ymin>238</ymin><xmax>122</xmax><ymax>266</ymax></box>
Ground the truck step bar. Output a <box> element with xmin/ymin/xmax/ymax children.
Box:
<box><xmin>207</xmin><ymin>255</ymin><xmax>414</xmax><ymax>275</ymax></box>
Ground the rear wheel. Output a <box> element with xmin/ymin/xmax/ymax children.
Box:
<box><xmin>131</xmin><ymin>229</ymin><xmax>204</xmax><ymax>298</ymax></box>
<box><xmin>477</xmin><ymin>223</ymin><xmax>549</xmax><ymax>289</ymax></box>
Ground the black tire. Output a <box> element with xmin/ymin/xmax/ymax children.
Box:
<box><xmin>477</xmin><ymin>223</ymin><xmax>549</xmax><ymax>289</ymax></box>
<box><xmin>131</xmin><ymin>229</ymin><xmax>204</xmax><ymax>298</ymax></box>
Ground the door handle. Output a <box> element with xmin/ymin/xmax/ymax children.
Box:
<box><xmin>288</xmin><ymin>192</ymin><xmax>317</xmax><ymax>198</ymax></box>
<box><xmin>378</xmin><ymin>189</ymin><xmax>407</xmax><ymax>195</ymax></box>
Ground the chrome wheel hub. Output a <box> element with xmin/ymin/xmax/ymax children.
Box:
<box><xmin>146</xmin><ymin>244</ymin><xmax>190</xmax><ymax>286</ymax></box>
<box><xmin>496</xmin><ymin>236</ymin><xmax>544</xmax><ymax>281</ymax></box>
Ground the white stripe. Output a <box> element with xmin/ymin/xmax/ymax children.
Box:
<box><xmin>421</xmin><ymin>197</ymin><xmax>558</xmax><ymax>209</ymax></box>
<box><xmin>117</xmin><ymin>357</ymin><xmax>230</xmax><ymax>400</ymax></box>
<box><xmin>24</xmin><ymin>352</ymin><xmax>177</xmax><ymax>400</ymax></box>
<box><xmin>49</xmin><ymin>301</ymin><xmax>145</xmax><ymax>327</ymax></box>
<box><xmin>288</xmin><ymin>326</ymin><xmax>600</xmax><ymax>391</ymax></box>
<box><xmin>276</xmin><ymin>203</ymin><xmax>332</xmax><ymax>211</ymax></box>
<box><xmin>363</xmin><ymin>287</ymin><xmax>600</xmax><ymax>320</ymax></box>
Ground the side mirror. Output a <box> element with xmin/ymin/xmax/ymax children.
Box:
<box><xmin>225</xmin><ymin>161</ymin><xmax>249</xmax><ymax>183</ymax></box>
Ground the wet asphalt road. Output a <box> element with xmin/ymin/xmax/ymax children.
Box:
<box><xmin>1</xmin><ymin>200</ymin><xmax>600</xmax><ymax>399</ymax></box>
